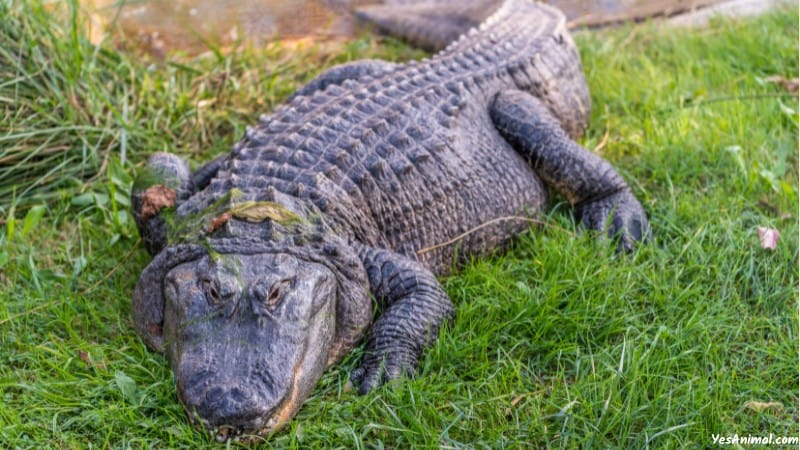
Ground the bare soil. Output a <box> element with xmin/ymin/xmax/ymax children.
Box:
<box><xmin>84</xmin><ymin>0</ymin><xmax>749</xmax><ymax>55</ymax></box>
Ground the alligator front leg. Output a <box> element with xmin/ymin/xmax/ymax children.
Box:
<box><xmin>490</xmin><ymin>89</ymin><xmax>650</xmax><ymax>251</ymax></box>
<box><xmin>288</xmin><ymin>60</ymin><xmax>398</xmax><ymax>101</ymax></box>
<box><xmin>351</xmin><ymin>244</ymin><xmax>455</xmax><ymax>394</ymax></box>
<box><xmin>132</xmin><ymin>153</ymin><xmax>225</xmax><ymax>255</ymax></box>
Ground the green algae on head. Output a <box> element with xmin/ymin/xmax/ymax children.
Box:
<box><xmin>163</xmin><ymin>189</ymin><xmax>307</xmax><ymax>247</ymax></box>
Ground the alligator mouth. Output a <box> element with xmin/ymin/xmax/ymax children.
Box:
<box><xmin>213</xmin><ymin>424</ymin><xmax>245</xmax><ymax>442</ymax></box>
<box><xmin>177</xmin><ymin>348</ymin><xmax>312</xmax><ymax>443</ymax></box>
<box><xmin>179</xmin><ymin>387</ymin><xmax>278</xmax><ymax>442</ymax></box>
<box><xmin>175</xmin><ymin>351</ymin><xmax>295</xmax><ymax>440</ymax></box>
<box><xmin>255</xmin><ymin>363</ymin><xmax>306</xmax><ymax>434</ymax></box>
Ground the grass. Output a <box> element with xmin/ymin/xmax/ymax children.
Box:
<box><xmin>0</xmin><ymin>1</ymin><xmax>797</xmax><ymax>448</ymax></box>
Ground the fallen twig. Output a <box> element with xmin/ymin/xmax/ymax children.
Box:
<box><xmin>656</xmin><ymin>93</ymin><xmax>797</xmax><ymax>115</ymax></box>
<box><xmin>416</xmin><ymin>216</ymin><xmax>571</xmax><ymax>255</ymax></box>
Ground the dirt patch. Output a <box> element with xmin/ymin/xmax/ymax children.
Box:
<box><xmin>555</xmin><ymin>0</ymin><xmax>727</xmax><ymax>28</ymax></box>
<box><xmin>82</xmin><ymin>0</ymin><xmax>772</xmax><ymax>55</ymax></box>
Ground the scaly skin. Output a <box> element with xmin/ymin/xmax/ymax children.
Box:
<box><xmin>130</xmin><ymin>0</ymin><xmax>649</xmax><ymax>440</ymax></box>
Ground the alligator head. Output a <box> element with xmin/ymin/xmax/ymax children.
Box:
<box><xmin>131</xmin><ymin>237</ymin><xmax>371</xmax><ymax>440</ymax></box>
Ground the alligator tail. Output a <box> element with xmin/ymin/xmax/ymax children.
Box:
<box><xmin>354</xmin><ymin>0</ymin><xmax>500</xmax><ymax>52</ymax></box>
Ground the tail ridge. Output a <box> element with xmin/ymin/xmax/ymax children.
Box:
<box><xmin>355</xmin><ymin>0</ymin><xmax>501</xmax><ymax>52</ymax></box>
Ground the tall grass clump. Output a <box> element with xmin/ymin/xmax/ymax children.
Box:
<box><xmin>0</xmin><ymin>0</ymin><xmax>424</xmax><ymax>215</ymax></box>
<box><xmin>0</xmin><ymin>1</ymin><xmax>133</xmax><ymax>209</ymax></box>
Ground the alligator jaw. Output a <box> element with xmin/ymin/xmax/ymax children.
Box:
<box><xmin>213</xmin><ymin>359</ymin><xmax>309</xmax><ymax>442</ymax></box>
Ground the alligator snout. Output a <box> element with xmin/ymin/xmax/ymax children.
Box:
<box><xmin>181</xmin><ymin>383</ymin><xmax>273</xmax><ymax>436</ymax></box>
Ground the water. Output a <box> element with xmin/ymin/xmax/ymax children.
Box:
<box><xmin>555</xmin><ymin>0</ymin><xmax>725</xmax><ymax>27</ymax></box>
<box><xmin>87</xmin><ymin>0</ymin><xmax>726</xmax><ymax>54</ymax></box>
<box><xmin>90</xmin><ymin>0</ymin><xmax>373</xmax><ymax>54</ymax></box>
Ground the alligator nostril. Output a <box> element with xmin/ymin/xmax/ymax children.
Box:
<box><xmin>203</xmin><ymin>386</ymin><xmax>225</xmax><ymax>410</ymax></box>
<box><xmin>228</xmin><ymin>387</ymin><xmax>248</xmax><ymax>403</ymax></box>
<box><xmin>194</xmin><ymin>386</ymin><xmax>267</xmax><ymax>429</ymax></box>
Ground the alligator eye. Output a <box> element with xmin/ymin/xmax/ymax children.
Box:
<box><xmin>202</xmin><ymin>279</ymin><xmax>221</xmax><ymax>306</ymax></box>
<box><xmin>264</xmin><ymin>278</ymin><xmax>294</xmax><ymax>310</ymax></box>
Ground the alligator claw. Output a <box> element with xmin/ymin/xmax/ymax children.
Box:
<box><xmin>576</xmin><ymin>189</ymin><xmax>650</xmax><ymax>252</ymax></box>
<box><xmin>350</xmin><ymin>346</ymin><xmax>418</xmax><ymax>395</ymax></box>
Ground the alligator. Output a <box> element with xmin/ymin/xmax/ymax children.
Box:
<box><xmin>130</xmin><ymin>0</ymin><xmax>649</xmax><ymax>441</ymax></box>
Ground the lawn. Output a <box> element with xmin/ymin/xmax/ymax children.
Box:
<box><xmin>0</xmin><ymin>1</ymin><xmax>797</xmax><ymax>448</ymax></box>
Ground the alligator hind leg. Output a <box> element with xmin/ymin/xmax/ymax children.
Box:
<box><xmin>132</xmin><ymin>153</ymin><xmax>229</xmax><ymax>255</ymax></box>
<box><xmin>190</xmin><ymin>154</ymin><xmax>226</xmax><ymax>191</ymax></box>
<box><xmin>490</xmin><ymin>89</ymin><xmax>650</xmax><ymax>251</ymax></box>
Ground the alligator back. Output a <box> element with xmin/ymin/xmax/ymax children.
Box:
<box><xmin>177</xmin><ymin>0</ymin><xmax>591</xmax><ymax>274</ymax></box>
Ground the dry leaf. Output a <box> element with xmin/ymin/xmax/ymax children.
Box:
<box><xmin>140</xmin><ymin>185</ymin><xmax>176</xmax><ymax>220</ymax></box>
<box><xmin>78</xmin><ymin>350</ymin><xmax>91</xmax><ymax>366</ymax></box>
<box><xmin>198</xmin><ymin>99</ymin><xmax>216</xmax><ymax>109</ymax></box>
<box><xmin>757</xmin><ymin>227</ymin><xmax>779</xmax><ymax>250</ymax></box>
<box><xmin>208</xmin><ymin>212</ymin><xmax>233</xmax><ymax>233</ymax></box>
<box><xmin>765</xmin><ymin>75</ymin><xmax>799</xmax><ymax>93</ymax></box>
<box><xmin>744</xmin><ymin>400</ymin><xmax>784</xmax><ymax>412</ymax></box>
<box><xmin>230</xmin><ymin>201</ymin><xmax>300</xmax><ymax>224</ymax></box>
<box><xmin>77</xmin><ymin>349</ymin><xmax>106</xmax><ymax>370</ymax></box>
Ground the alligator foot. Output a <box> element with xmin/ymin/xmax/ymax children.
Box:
<box><xmin>350</xmin><ymin>340</ymin><xmax>419</xmax><ymax>394</ymax></box>
<box><xmin>576</xmin><ymin>188</ymin><xmax>650</xmax><ymax>252</ymax></box>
